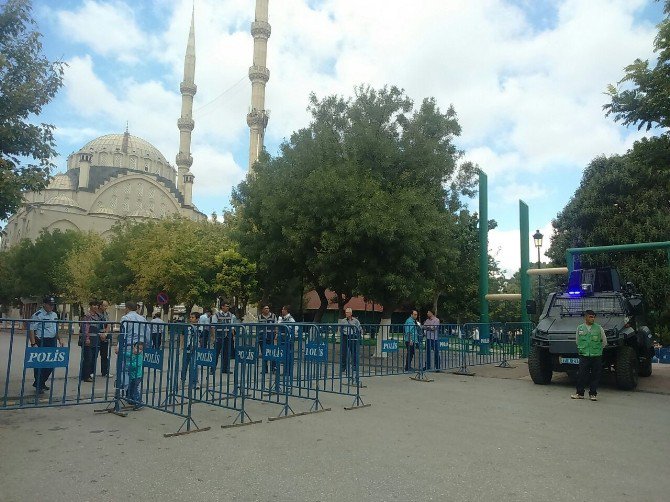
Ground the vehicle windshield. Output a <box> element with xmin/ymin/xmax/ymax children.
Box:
<box><xmin>550</xmin><ymin>295</ymin><xmax>624</xmax><ymax>317</ymax></box>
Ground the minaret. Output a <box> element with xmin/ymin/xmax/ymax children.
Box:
<box><xmin>176</xmin><ymin>7</ymin><xmax>196</xmax><ymax>205</ymax></box>
<box><xmin>247</xmin><ymin>0</ymin><xmax>271</xmax><ymax>172</ymax></box>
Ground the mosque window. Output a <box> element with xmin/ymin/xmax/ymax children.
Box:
<box><xmin>130</xmin><ymin>156</ymin><xmax>137</xmax><ymax>169</ymax></box>
<box><xmin>114</xmin><ymin>154</ymin><xmax>122</xmax><ymax>167</ymax></box>
<box><xmin>144</xmin><ymin>160</ymin><xmax>149</xmax><ymax>172</ymax></box>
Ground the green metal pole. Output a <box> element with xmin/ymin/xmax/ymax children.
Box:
<box><xmin>567</xmin><ymin>241</ymin><xmax>670</xmax><ymax>273</ymax></box>
<box><xmin>479</xmin><ymin>171</ymin><xmax>490</xmax><ymax>355</ymax></box>
<box><xmin>519</xmin><ymin>201</ymin><xmax>530</xmax><ymax>357</ymax></box>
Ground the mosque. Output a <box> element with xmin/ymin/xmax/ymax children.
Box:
<box><xmin>0</xmin><ymin>0</ymin><xmax>271</xmax><ymax>249</ymax></box>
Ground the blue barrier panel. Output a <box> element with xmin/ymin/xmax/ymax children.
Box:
<box><xmin>265</xmin><ymin>323</ymin><xmax>335</xmax><ymax>418</ymax></box>
<box><xmin>314</xmin><ymin>323</ymin><xmax>362</xmax><ymax>395</ymax></box>
<box><xmin>233</xmin><ymin>323</ymin><xmax>295</xmax><ymax>418</ymax></box>
<box><xmin>382</xmin><ymin>339</ymin><xmax>399</xmax><ymax>353</ymax></box>
<box><xmin>143</xmin><ymin>348</ymin><xmax>163</xmax><ymax>370</ymax></box>
<box><xmin>196</xmin><ymin>348</ymin><xmax>217</xmax><ymax>368</ymax></box>
<box><xmin>236</xmin><ymin>345</ymin><xmax>257</xmax><ymax>363</ymax></box>
<box><xmin>24</xmin><ymin>347</ymin><xmax>70</xmax><ymax>368</ymax></box>
<box><xmin>457</xmin><ymin>323</ymin><xmax>508</xmax><ymax>371</ymax></box>
<box><xmin>304</xmin><ymin>342</ymin><xmax>327</xmax><ymax>362</ymax></box>
<box><xmin>91</xmin><ymin>319</ymin><xmax>216</xmax><ymax>437</ymax></box>
<box><xmin>0</xmin><ymin>319</ymin><xmax>117</xmax><ymax>409</ymax></box>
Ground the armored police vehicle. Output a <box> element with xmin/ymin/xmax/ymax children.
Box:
<box><xmin>528</xmin><ymin>267</ymin><xmax>654</xmax><ymax>390</ymax></box>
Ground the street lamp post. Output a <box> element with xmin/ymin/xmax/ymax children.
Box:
<box><xmin>533</xmin><ymin>229</ymin><xmax>544</xmax><ymax>313</ymax></box>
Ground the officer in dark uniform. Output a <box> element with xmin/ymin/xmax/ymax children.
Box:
<box><xmin>212</xmin><ymin>302</ymin><xmax>237</xmax><ymax>374</ymax></box>
<box><xmin>258</xmin><ymin>305</ymin><xmax>277</xmax><ymax>373</ymax></box>
<box><xmin>29</xmin><ymin>296</ymin><xmax>63</xmax><ymax>393</ymax></box>
<box><xmin>97</xmin><ymin>300</ymin><xmax>111</xmax><ymax>377</ymax></box>
<box><xmin>80</xmin><ymin>300</ymin><xmax>102</xmax><ymax>382</ymax></box>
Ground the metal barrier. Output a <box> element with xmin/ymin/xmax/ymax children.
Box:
<box><xmin>315</xmin><ymin>323</ymin><xmax>368</xmax><ymax>409</ymax></box>
<box><xmin>2</xmin><ymin>315</ymin><xmax>537</xmax><ymax>431</ymax></box>
<box><xmin>500</xmin><ymin>322</ymin><xmax>533</xmax><ymax>366</ymax></box>
<box><xmin>94</xmin><ymin>320</ymin><xmax>212</xmax><ymax>437</ymax></box>
<box><xmin>1</xmin><ymin>319</ymin><xmax>116</xmax><ymax>409</ymax></box>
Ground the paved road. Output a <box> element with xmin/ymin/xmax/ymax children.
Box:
<box><xmin>1</xmin><ymin>362</ymin><xmax>669</xmax><ymax>501</ymax></box>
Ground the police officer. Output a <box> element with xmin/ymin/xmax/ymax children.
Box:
<box><xmin>80</xmin><ymin>300</ymin><xmax>102</xmax><ymax>382</ymax></box>
<box><xmin>98</xmin><ymin>300</ymin><xmax>112</xmax><ymax>377</ymax></box>
<box><xmin>571</xmin><ymin>309</ymin><xmax>608</xmax><ymax>401</ymax></box>
<box><xmin>278</xmin><ymin>305</ymin><xmax>296</xmax><ymax>381</ymax></box>
<box><xmin>29</xmin><ymin>296</ymin><xmax>63</xmax><ymax>393</ymax></box>
<box><xmin>212</xmin><ymin>302</ymin><xmax>237</xmax><ymax>374</ymax></box>
<box><xmin>258</xmin><ymin>305</ymin><xmax>277</xmax><ymax>373</ymax></box>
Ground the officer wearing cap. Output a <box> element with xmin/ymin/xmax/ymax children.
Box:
<box><xmin>29</xmin><ymin>296</ymin><xmax>63</xmax><ymax>393</ymax></box>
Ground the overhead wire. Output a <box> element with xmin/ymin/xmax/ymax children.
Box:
<box><xmin>193</xmin><ymin>75</ymin><xmax>247</xmax><ymax>119</ymax></box>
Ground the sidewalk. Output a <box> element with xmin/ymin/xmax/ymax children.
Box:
<box><xmin>469</xmin><ymin>359</ymin><xmax>670</xmax><ymax>394</ymax></box>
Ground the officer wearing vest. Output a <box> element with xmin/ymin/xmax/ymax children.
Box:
<box><xmin>258</xmin><ymin>305</ymin><xmax>278</xmax><ymax>373</ymax></box>
<box><xmin>80</xmin><ymin>300</ymin><xmax>103</xmax><ymax>382</ymax></box>
<box><xmin>29</xmin><ymin>296</ymin><xmax>63</xmax><ymax>393</ymax></box>
<box><xmin>212</xmin><ymin>302</ymin><xmax>237</xmax><ymax>374</ymax></box>
<box><xmin>278</xmin><ymin>305</ymin><xmax>296</xmax><ymax>379</ymax></box>
<box><xmin>571</xmin><ymin>309</ymin><xmax>608</xmax><ymax>401</ymax></box>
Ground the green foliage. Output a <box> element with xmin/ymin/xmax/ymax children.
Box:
<box><xmin>547</xmin><ymin>139</ymin><xmax>670</xmax><ymax>329</ymax></box>
<box><xmin>98</xmin><ymin>218</ymin><xmax>234</xmax><ymax>309</ymax></box>
<box><xmin>0</xmin><ymin>0</ymin><xmax>65</xmax><ymax>219</ymax></box>
<box><xmin>604</xmin><ymin>1</ymin><xmax>670</xmax><ymax>131</ymax></box>
<box><xmin>234</xmin><ymin>85</ymin><xmax>477</xmax><ymax>319</ymax></box>
<box><xmin>58</xmin><ymin>232</ymin><xmax>105</xmax><ymax>306</ymax></box>
<box><xmin>0</xmin><ymin>218</ymin><xmax>258</xmax><ymax>315</ymax></box>
<box><xmin>213</xmin><ymin>249</ymin><xmax>258</xmax><ymax>313</ymax></box>
<box><xmin>553</xmin><ymin>6</ymin><xmax>670</xmax><ymax>333</ymax></box>
<box><xmin>0</xmin><ymin>229</ymin><xmax>86</xmax><ymax>302</ymax></box>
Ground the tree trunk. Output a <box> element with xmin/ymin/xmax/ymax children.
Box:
<box><xmin>432</xmin><ymin>290</ymin><xmax>441</xmax><ymax>316</ymax></box>
<box><xmin>334</xmin><ymin>290</ymin><xmax>351</xmax><ymax>319</ymax></box>
<box><xmin>313</xmin><ymin>286</ymin><xmax>328</xmax><ymax>322</ymax></box>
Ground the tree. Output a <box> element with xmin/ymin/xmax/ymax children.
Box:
<box><xmin>58</xmin><ymin>232</ymin><xmax>105</xmax><ymax>307</ymax></box>
<box><xmin>604</xmin><ymin>1</ymin><xmax>670</xmax><ymax>131</ymax></box>
<box><xmin>433</xmin><ymin>210</ymin><xmax>497</xmax><ymax>323</ymax></box>
<box><xmin>547</xmin><ymin>142</ymin><xmax>670</xmax><ymax>330</ymax></box>
<box><xmin>213</xmin><ymin>249</ymin><xmax>258</xmax><ymax>317</ymax></box>
<box><xmin>233</xmin><ymin>85</ymin><xmax>477</xmax><ymax>322</ymax></box>
<box><xmin>0</xmin><ymin>230</ymin><xmax>86</xmax><ymax>304</ymax></box>
<box><xmin>98</xmin><ymin>218</ymin><xmax>235</xmax><ymax>311</ymax></box>
<box><xmin>550</xmin><ymin>2</ymin><xmax>670</xmax><ymax>334</ymax></box>
<box><xmin>0</xmin><ymin>0</ymin><xmax>65</xmax><ymax>219</ymax></box>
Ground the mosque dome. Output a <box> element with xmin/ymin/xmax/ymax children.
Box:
<box><xmin>66</xmin><ymin>132</ymin><xmax>176</xmax><ymax>183</ymax></box>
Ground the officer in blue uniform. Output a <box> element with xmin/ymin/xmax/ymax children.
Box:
<box><xmin>29</xmin><ymin>296</ymin><xmax>63</xmax><ymax>393</ymax></box>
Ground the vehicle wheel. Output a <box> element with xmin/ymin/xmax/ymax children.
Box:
<box><xmin>638</xmin><ymin>356</ymin><xmax>652</xmax><ymax>377</ymax></box>
<box><xmin>615</xmin><ymin>345</ymin><xmax>638</xmax><ymax>390</ymax></box>
<box><xmin>528</xmin><ymin>346</ymin><xmax>552</xmax><ymax>384</ymax></box>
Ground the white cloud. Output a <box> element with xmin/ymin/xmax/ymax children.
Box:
<box><xmin>489</xmin><ymin>221</ymin><xmax>555</xmax><ymax>276</ymax></box>
<box><xmin>496</xmin><ymin>182</ymin><xmax>549</xmax><ymax>204</ymax></box>
<box><xmin>43</xmin><ymin>0</ymin><xmax>661</xmax><ymax>222</ymax></box>
<box><xmin>55</xmin><ymin>1</ymin><xmax>149</xmax><ymax>63</ymax></box>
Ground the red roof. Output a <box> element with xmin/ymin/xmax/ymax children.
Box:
<box><xmin>303</xmin><ymin>289</ymin><xmax>383</xmax><ymax>312</ymax></box>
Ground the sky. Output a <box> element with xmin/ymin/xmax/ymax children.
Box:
<box><xmin>27</xmin><ymin>0</ymin><xmax>664</xmax><ymax>275</ymax></box>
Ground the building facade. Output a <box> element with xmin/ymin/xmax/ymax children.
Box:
<box><xmin>0</xmin><ymin>11</ymin><xmax>204</xmax><ymax>250</ymax></box>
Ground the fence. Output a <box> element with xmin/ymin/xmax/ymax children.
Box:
<box><xmin>1</xmin><ymin>319</ymin><xmax>117</xmax><ymax>410</ymax></box>
<box><xmin>356</xmin><ymin>322</ymin><xmax>531</xmax><ymax>378</ymax></box>
<box><xmin>1</xmin><ymin>317</ymin><xmax>531</xmax><ymax>434</ymax></box>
